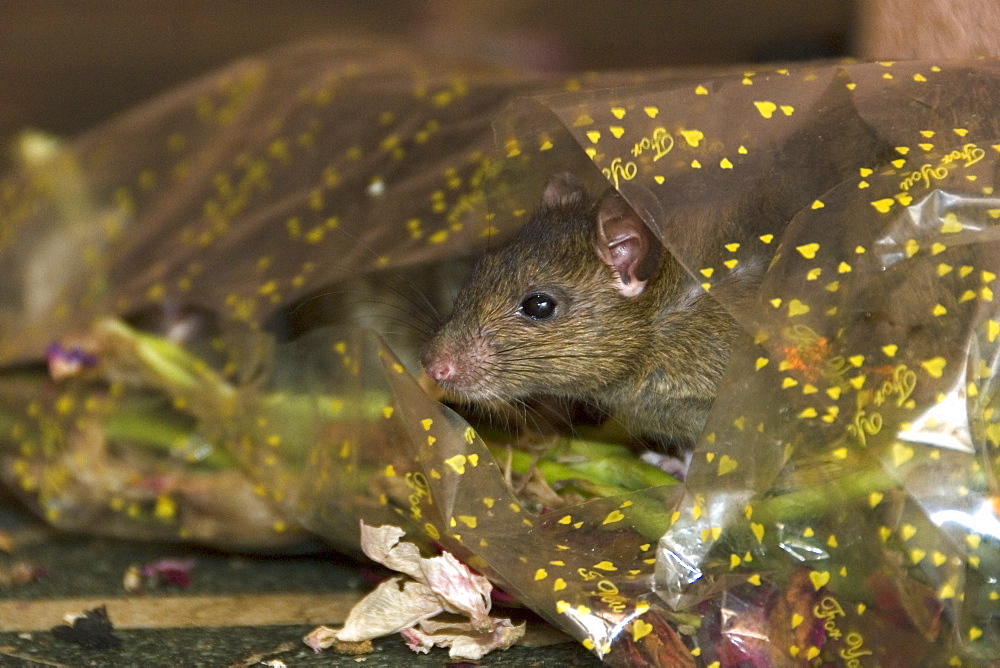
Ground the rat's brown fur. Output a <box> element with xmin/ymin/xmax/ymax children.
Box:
<box><xmin>422</xmin><ymin>183</ymin><xmax>739</xmax><ymax>450</ymax></box>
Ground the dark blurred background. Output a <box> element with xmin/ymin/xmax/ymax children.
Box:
<box><xmin>0</xmin><ymin>0</ymin><xmax>857</xmax><ymax>170</ymax></box>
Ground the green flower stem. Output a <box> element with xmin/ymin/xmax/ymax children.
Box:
<box><xmin>752</xmin><ymin>453</ymin><xmax>995</xmax><ymax>528</ymax></box>
<box><xmin>752</xmin><ymin>466</ymin><xmax>898</xmax><ymax>526</ymax></box>
<box><xmin>98</xmin><ymin>318</ymin><xmax>233</xmax><ymax>397</ymax></box>
<box><xmin>491</xmin><ymin>445</ymin><xmax>627</xmax><ymax>494</ymax></box>
<box><xmin>103</xmin><ymin>401</ymin><xmax>236</xmax><ymax>470</ymax></box>
<box><xmin>558</xmin><ymin>440</ymin><xmax>680</xmax><ymax>489</ymax></box>
<box><xmin>262</xmin><ymin>391</ymin><xmax>393</xmax><ymax>423</ymax></box>
<box><xmin>489</xmin><ymin>443</ymin><xmax>676</xmax><ymax>539</ymax></box>
<box><xmin>491</xmin><ymin>441</ymin><xmax>679</xmax><ymax>495</ymax></box>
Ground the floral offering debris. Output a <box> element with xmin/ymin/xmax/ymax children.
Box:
<box><xmin>305</xmin><ymin>521</ymin><xmax>524</xmax><ymax>661</ymax></box>
<box><xmin>1</xmin><ymin>40</ymin><xmax>999</xmax><ymax>666</ymax></box>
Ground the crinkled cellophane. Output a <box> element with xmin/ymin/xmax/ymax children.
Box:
<box><xmin>1</xmin><ymin>40</ymin><xmax>998</xmax><ymax>666</ymax></box>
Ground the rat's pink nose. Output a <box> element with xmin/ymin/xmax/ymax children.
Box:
<box><xmin>425</xmin><ymin>358</ymin><xmax>456</xmax><ymax>382</ymax></box>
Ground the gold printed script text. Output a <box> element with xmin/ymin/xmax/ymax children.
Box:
<box><xmin>899</xmin><ymin>143</ymin><xmax>983</xmax><ymax>191</ymax></box>
<box><xmin>405</xmin><ymin>472</ymin><xmax>432</xmax><ymax>520</ymax></box>
<box><xmin>602</xmin><ymin>157</ymin><xmax>637</xmax><ymax>188</ymax></box>
<box><xmin>631</xmin><ymin>127</ymin><xmax>674</xmax><ymax>161</ymax></box>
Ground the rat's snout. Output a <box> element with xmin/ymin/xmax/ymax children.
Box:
<box><xmin>421</xmin><ymin>343</ymin><xmax>473</xmax><ymax>385</ymax></box>
<box><xmin>421</xmin><ymin>333</ymin><xmax>495</xmax><ymax>397</ymax></box>
<box><xmin>424</xmin><ymin>354</ymin><xmax>458</xmax><ymax>383</ymax></box>
<box><xmin>420</xmin><ymin>337</ymin><xmax>460</xmax><ymax>384</ymax></box>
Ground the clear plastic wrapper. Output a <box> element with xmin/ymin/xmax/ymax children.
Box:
<box><xmin>0</xmin><ymin>38</ymin><xmax>561</xmax><ymax>551</ymax></box>
<box><xmin>533</xmin><ymin>60</ymin><xmax>1000</xmax><ymax>665</ymax></box>
<box><xmin>1</xmin><ymin>40</ymin><xmax>998</xmax><ymax>665</ymax></box>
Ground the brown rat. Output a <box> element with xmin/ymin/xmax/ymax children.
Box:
<box><xmin>421</xmin><ymin>173</ymin><xmax>741</xmax><ymax>452</ymax></box>
<box><xmin>421</xmin><ymin>71</ymin><xmax>907</xmax><ymax>452</ymax></box>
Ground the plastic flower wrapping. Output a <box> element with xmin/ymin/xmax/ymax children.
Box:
<box><xmin>0</xmin><ymin>38</ymin><xmax>998</xmax><ymax>666</ymax></box>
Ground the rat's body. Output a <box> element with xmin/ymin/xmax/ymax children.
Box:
<box><xmin>422</xmin><ymin>174</ymin><xmax>741</xmax><ymax>451</ymax></box>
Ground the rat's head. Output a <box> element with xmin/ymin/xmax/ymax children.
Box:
<box><xmin>422</xmin><ymin>173</ymin><xmax>674</xmax><ymax>404</ymax></box>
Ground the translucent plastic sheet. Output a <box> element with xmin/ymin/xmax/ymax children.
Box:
<box><xmin>0</xmin><ymin>38</ymin><xmax>559</xmax><ymax>550</ymax></box>
<box><xmin>522</xmin><ymin>60</ymin><xmax>1000</xmax><ymax>665</ymax></box>
<box><xmin>1</xmin><ymin>42</ymin><xmax>999</xmax><ymax>665</ymax></box>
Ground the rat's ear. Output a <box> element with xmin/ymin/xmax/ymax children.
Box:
<box><xmin>541</xmin><ymin>173</ymin><xmax>586</xmax><ymax>208</ymax></box>
<box><xmin>595</xmin><ymin>190</ymin><xmax>661</xmax><ymax>297</ymax></box>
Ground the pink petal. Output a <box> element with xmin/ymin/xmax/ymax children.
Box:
<box><xmin>420</xmin><ymin>551</ymin><xmax>493</xmax><ymax>630</ymax></box>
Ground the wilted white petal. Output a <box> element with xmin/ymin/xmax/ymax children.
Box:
<box><xmin>400</xmin><ymin>626</ymin><xmax>433</xmax><ymax>654</ymax></box>
<box><xmin>421</xmin><ymin>551</ymin><xmax>493</xmax><ymax>629</ymax></box>
<box><xmin>346</xmin><ymin>523</ymin><xmax>518</xmax><ymax>660</ymax></box>
<box><xmin>405</xmin><ymin>618</ymin><xmax>526</xmax><ymax>661</ymax></box>
<box><xmin>336</xmin><ymin>576</ymin><xmax>443</xmax><ymax>642</ymax></box>
<box><xmin>358</xmin><ymin>522</ymin><xmax>424</xmax><ymax>580</ymax></box>
<box><xmin>303</xmin><ymin>625</ymin><xmax>338</xmax><ymax>652</ymax></box>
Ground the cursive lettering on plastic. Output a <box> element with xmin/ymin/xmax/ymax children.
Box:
<box><xmin>812</xmin><ymin>596</ymin><xmax>845</xmax><ymax>640</ymax></box>
<box><xmin>839</xmin><ymin>632</ymin><xmax>873</xmax><ymax>666</ymax></box>
<box><xmin>940</xmin><ymin>142</ymin><xmax>985</xmax><ymax>168</ymax></box>
<box><xmin>847</xmin><ymin>409</ymin><xmax>882</xmax><ymax>446</ymax></box>
<box><xmin>899</xmin><ymin>163</ymin><xmax>949</xmax><ymax>191</ymax></box>
<box><xmin>601</xmin><ymin>157</ymin><xmax>638</xmax><ymax>188</ymax></box>
<box><xmin>848</xmin><ymin>364</ymin><xmax>916</xmax><ymax>446</ymax></box>
<box><xmin>405</xmin><ymin>471</ymin><xmax>432</xmax><ymax>520</ymax></box>
<box><xmin>630</xmin><ymin>127</ymin><xmax>675</xmax><ymax>161</ymax></box>
<box><xmin>899</xmin><ymin>143</ymin><xmax>983</xmax><ymax>191</ymax></box>
<box><xmin>872</xmin><ymin>364</ymin><xmax>916</xmax><ymax>408</ymax></box>
<box><xmin>588</xmin><ymin>579</ymin><xmax>628</xmax><ymax>613</ymax></box>
<box><xmin>814</xmin><ymin>596</ymin><xmax>871</xmax><ymax>666</ymax></box>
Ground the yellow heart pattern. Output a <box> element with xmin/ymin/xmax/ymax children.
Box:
<box><xmin>787</xmin><ymin>299</ymin><xmax>810</xmax><ymax>316</ymax></box>
<box><xmin>626</xmin><ymin>618</ymin><xmax>653</xmax><ymax>642</ymax></box>
<box><xmin>809</xmin><ymin>570</ymin><xmax>831</xmax><ymax>590</ymax></box>
<box><xmin>753</xmin><ymin>101</ymin><xmax>777</xmax><ymax>118</ymax></box>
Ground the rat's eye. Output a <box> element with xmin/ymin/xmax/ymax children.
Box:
<box><xmin>519</xmin><ymin>292</ymin><xmax>557</xmax><ymax>320</ymax></box>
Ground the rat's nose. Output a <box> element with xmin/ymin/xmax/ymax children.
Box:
<box><xmin>424</xmin><ymin>357</ymin><xmax>456</xmax><ymax>382</ymax></box>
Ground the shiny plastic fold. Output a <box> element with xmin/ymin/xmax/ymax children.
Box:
<box><xmin>0</xmin><ymin>42</ymin><xmax>998</xmax><ymax>666</ymax></box>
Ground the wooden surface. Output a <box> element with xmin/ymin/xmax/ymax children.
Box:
<box><xmin>0</xmin><ymin>506</ymin><xmax>594</xmax><ymax>666</ymax></box>
<box><xmin>0</xmin><ymin>592</ymin><xmax>362</xmax><ymax>632</ymax></box>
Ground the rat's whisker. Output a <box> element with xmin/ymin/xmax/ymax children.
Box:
<box><xmin>315</xmin><ymin>292</ymin><xmax>439</xmax><ymax>337</ymax></box>
<box><xmin>375</xmin><ymin>279</ymin><xmax>446</xmax><ymax>330</ymax></box>
<box><xmin>354</xmin><ymin>315</ymin><xmax>434</xmax><ymax>339</ymax></box>
<box><xmin>535</xmin><ymin>398</ymin><xmax>580</xmax><ymax>436</ymax></box>
<box><xmin>288</xmin><ymin>290</ymin><xmax>335</xmax><ymax>316</ymax></box>
<box><xmin>490</xmin><ymin>341</ymin><xmax>591</xmax><ymax>357</ymax></box>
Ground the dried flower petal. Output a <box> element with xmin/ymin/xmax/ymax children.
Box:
<box><xmin>420</xmin><ymin>550</ymin><xmax>493</xmax><ymax>630</ymax></box>
<box><xmin>336</xmin><ymin>575</ymin><xmax>443</xmax><ymax>642</ymax></box>
<box><xmin>46</xmin><ymin>343</ymin><xmax>97</xmax><ymax>380</ymax></box>
<box><xmin>402</xmin><ymin>617</ymin><xmax>526</xmax><ymax>661</ymax></box>
<box><xmin>313</xmin><ymin>523</ymin><xmax>520</xmax><ymax>660</ymax></box>
<box><xmin>358</xmin><ymin>523</ymin><xmax>424</xmax><ymax>581</ymax></box>
<box><xmin>303</xmin><ymin>625</ymin><xmax>338</xmax><ymax>652</ymax></box>
<box><xmin>358</xmin><ymin>522</ymin><xmax>493</xmax><ymax>627</ymax></box>
<box><xmin>141</xmin><ymin>558</ymin><xmax>196</xmax><ymax>588</ymax></box>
